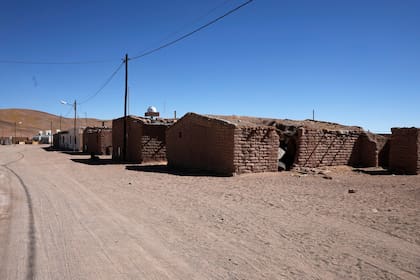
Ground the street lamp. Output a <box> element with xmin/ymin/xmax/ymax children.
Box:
<box><xmin>60</xmin><ymin>99</ymin><xmax>77</xmax><ymax>152</ymax></box>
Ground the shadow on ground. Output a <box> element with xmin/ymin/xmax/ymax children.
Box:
<box><xmin>71</xmin><ymin>158</ymin><xmax>125</xmax><ymax>165</ymax></box>
<box><xmin>42</xmin><ymin>146</ymin><xmax>87</xmax><ymax>156</ymax></box>
<box><xmin>126</xmin><ymin>165</ymin><xmax>231</xmax><ymax>177</ymax></box>
<box><xmin>352</xmin><ymin>168</ymin><xmax>393</xmax><ymax>175</ymax></box>
<box><xmin>42</xmin><ymin>147</ymin><xmax>57</xmax><ymax>152</ymax></box>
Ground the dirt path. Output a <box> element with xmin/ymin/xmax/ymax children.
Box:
<box><xmin>0</xmin><ymin>145</ymin><xmax>419</xmax><ymax>279</ymax></box>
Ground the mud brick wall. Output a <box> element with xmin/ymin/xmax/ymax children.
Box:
<box><xmin>378</xmin><ymin>134</ymin><xmax>391</xmax><ymax>168</ymax></box>
<box><xmin>99</xmin><ymin>130</ymin><xmax>112</xmax><ymax>155</ymax></box>
<box><xmin>166</xmin><ymin>114</ymin><xmax>235</xmax><ymax>174</ymax></box>
<box><xmin>53</xmin><ymin>134</ymin><xmax>60</xmax><ymax>148</ymax></box>
<box><xmin>353</xmin><ymin>133</ymin><xmax>379</xmax><ymax>167</ymax></box>
<box><xmin>112</xmin><ymin>117</ymin><xmax>124</xmax><ymax>160</ymax></box>
<box><xmin>83</xmin><ymin>132</ymin><xmax>96</xmax><ymax>153</ymax></box>
<box><xmin>233</xmin><ymin>127</ymin><xmax>279</xmax><ymax>174</ymax></box>
<box><xmin>84</xmin><ymin>130</ymin><xmax>112</xmax><ymax>155</ymax></box>
<box><xmin>389</xmin><ymin>128</ymin><xmax>419</xmax><ymax>174</ymax></box>
<box><xmin>295</xmin><ymin>128</ymin><xmax>361</xmax><ymax>168</ymax></box>
<box><xmin>140</xmin><ymin>124</ymin><xmax>167</xmax><ymax>162</ymax></box>
<box><xmin>112</xmin><ymin>117</ymin><xmax>143</xmax><ymax>162</ymax></box>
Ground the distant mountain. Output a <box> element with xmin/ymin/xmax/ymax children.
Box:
<box><xmin>0</xmin><ymin>108</ymin><xmax>111</xmax><ymax>138</ymax></box>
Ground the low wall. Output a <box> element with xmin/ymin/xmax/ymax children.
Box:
<box><xmin>141</xmin><ymin>124</ymin><xmax>167</xmax><ymax>162</ymax></box>
<box><xmin>389</xmin><ymin>128</ymin><xmax>419</xmax><ymax>174</ymax></box>
<box><xmin>233</xmin><ymin>127</ymin><xmax>279</xmax><ymax>174</ymax></box>
<box><xmin>295</xmin><ymin>129</ymin><xmax>361</xmax><ymax>168</ymax></box>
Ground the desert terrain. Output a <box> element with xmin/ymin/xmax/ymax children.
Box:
<box><xmin>0</xmin><ymin>144</ymin><xmax>419</xmax><ymax>279</ymax></box>
<box><xmin>0</xmin><ymin>109</ymin><xmax>112</xmax><ymax>138</ymax></box>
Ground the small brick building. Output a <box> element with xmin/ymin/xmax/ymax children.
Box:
<box><xmin>112</xmin><ymin>116</ymin><xmax>170</xmax><ymax>163</ymax></box>
<box><xmin>389</xmin><ymin>127</ymin><xmax>420</xmax><ymax>174</ymax></box>
<box><xmin>166</xmin><ymin>113</ymin><xmax>279</xmax><ymax>175</ymax></box>
<box><xmin>83</xmin><ymin>127</ymin><xmax>112</xmax><ymax>155</ymax></box>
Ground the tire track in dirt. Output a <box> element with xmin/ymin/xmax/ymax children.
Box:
<box><xmin>2</xmin><ymin>151</ymin><xmax>37</xmax><ymax>280</ymax></box>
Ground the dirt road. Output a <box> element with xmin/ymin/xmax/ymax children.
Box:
<box><xmin>0</xmin><ymin>145</ymin><xmax>419</xmax><ymax>279</ymax></box>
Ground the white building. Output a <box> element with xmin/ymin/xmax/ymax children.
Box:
<box><xmin>33</xmin><ymin>130</ymin><xmax>56</xmax><ymax>144</ymax></box>
<box><xmin>56</xmin><ymin>128</ymin><xmax>83</xmax><ymax>151</ymax></box>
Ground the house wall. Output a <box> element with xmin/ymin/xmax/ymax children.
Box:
<box><xmin>56</xmin><ymin>130</ymin><xmax>82</xmax><ymax>151</ymax></box>
<box><xmin>352</xmin><ymin>133</ymin><xmax>378</xmax><ymax>167</ymax></box>
<box><xmin>377</xmin><ymin>134</ymin><xmax>391</xmax><ymax>168</ymax></box>
<box><xmin>389</xmin><ymin>128</ymin><xmax>419</xmax><ymax>174</ymax></box>
<box><xmin>295</xmin><ymin>128</ymin><xmax>361</xmax><ymax>168</ymax></box>
<box><xmin>233</xmin><ymin>127</ymin><xmax>279</xmax><ymax>174</ymax></box>
<box><xmin>141</xmin><ymin>124</ymin><xmax>167</xmax><ymax>162</ymax></box>
<box><xmin>418</xmin><ymin>131</ymin><xmax>420</xmax><ymax>173</ymax></box>
<box><xmin>113</xmin><ymin>117</ymin><xmax>143</xmax><ymax>162</ymax></box>
<box><xmin>166</xmin><ymin>114</ymin><xmax>235</xmax><ymax>174</ymax></box>
<box><xmin>113</xmin><ymin>117</ymin><xmax>168</xmax><ymax>162</ymax></box>
<box><xmin>84</xmin><ymin>129</ymin><xmax>112</xmax><ymax>155</ymax></box>
<box><xmin>112</xmin><ymin>118</ymin><xmax>124</xmax><ymax>160</ymax></box>
<box><xmin>126</xmin><ymin>120</ymin><xmax>143</xmax><ymax>162</ymax></box>
<box><xmin>99</xmin><ymin>130</ymin><xmax>113</xmax><ymax>155</ymax></box>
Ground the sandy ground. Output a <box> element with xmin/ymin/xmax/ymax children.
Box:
<box><xmin>0</xmin><ymin>145</ymin><xmax>419</xmax><ymax>280</ymax></box>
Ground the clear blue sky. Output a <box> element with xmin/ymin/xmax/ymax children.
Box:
<box><xmin>1</xmin><ymin>0</ymin><xmax>419</xmax><ymax>133</ymax></box>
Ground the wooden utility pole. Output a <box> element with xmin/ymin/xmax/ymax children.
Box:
<box><xmin>50</xmin><ymin>120</ymin><xmax>53</xmax><ymax>147</ymax></box>
<box><xmin>74</xmin><ymin>100</ymin><xmax>77</xmax><ymax>152</ymax></box>
<box><xmin>123</xmin><ymin>54</ymin><xmax>129</xmax><ymax>161</ymax></box>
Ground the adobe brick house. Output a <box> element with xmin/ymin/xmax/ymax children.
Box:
<box><xmin>218</xmin><ymin>117</ymin><xmax>389</xmax><ymax>170</ymax></box>
<box><xmin>293</xmin><ymin>128</ymin><xmax>383</xmax><ymax>168</ymax></box>
<box><xmin>112</xmin><ymin>116</ymin><xmax>170</xmax><ymax>163</ymax></box>
<box><xmin>83</xmin><ymin>127</ymin><xmax>112</xmax><ymax>155</ymax></box>
<box><xmin>389</xmin><ymin>128</ymin><xmax>420</xmax><ymax>174</ymax></box>
<box><xmin>166</xmin><ymin>113</ymin><xmax>279</xmax><ymax>175</ymax></box>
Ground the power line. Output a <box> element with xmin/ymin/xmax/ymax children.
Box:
<box><xmin>0</xmin><ymin>58</ymin><xmax>116</xmax><ymax>65</ymax></box>
<box><xmin>62</xmin><ymin>106</ymin><xmax>73</xmax><ymax>118</ymax></box>
<box><xmin>133</xmin><ymin>0</ymin><xmax>234</xmax><ymax>56</ymax></box>
<box><xmin>78</xmin><ymin>61</ymin><xmax>125</xmax><ymax>104</ymax></box>
<box><xmin>130</xmin><ymin>0</ymin><xmax>254</xmax><ymax>61</ymax></box>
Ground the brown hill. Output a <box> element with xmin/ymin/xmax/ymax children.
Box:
<box><xmin>0</xmin><ymin>108</ymin><xmax>112</xmax><ymax>138</ymax></box>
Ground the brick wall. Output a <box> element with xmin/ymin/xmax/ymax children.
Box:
<box><xmin>389</xmin><ymin>128</ymin><xmax>419</xmax><ymax>174</ymax></box>
<box><xmin>112</xmin><ymin>117</ymin><xmax>124</xmax><ymax>160</ymax></box>
<box><xmin>166</xmin><ymin>114</ymin><xmax>235</xmax><ymax>175</ymax></box>
<box><xmin>353</xmin><ymin>133</ymin><xmax>378</xmax><ymax>167</ymax></box>
<box><xmin>376</xmin><ymin>134</ymin><xmax>391</xmax><ymax>168</ymax></box>
<box><xmin>83</xmin><ymin>132</ymin><xmax>96</xmax><ymax>153</ymax></box>
<box><xmin>295</xmin><ymin>128</ymin><xmax>361</xmax><ymax>168</ymax></box>
<box><xmin>418</xmin><ymin>131</ymin><xmax>420</xmax><ymax>174</ymax></box>
<box><xmin>99</xmin><ymin>130</ymin><xmax>112</xmax><ymax>155</ymax></box>
<box><xmin>113</xmin><ymin>117</ymin><xmax>168</xmax><ymax>163</ymax></box>
<box><xmin>112</xmin><ymin>117</ymin><xmax>143</xmax><ymax>162</ymax></box>
<box><xmin>140</xmin><ymin>124</ymin><xmax>167</xmax><ymax>162</ymax></box>
<box><xmin>233</xmin><ymin>127</ymin><xmax>279</xmax><ymax>174</ymax></box>
<box><xmin>83</xmin><ymin>129</ymin><xmax>112</xmax><ymax>155</ymax></box>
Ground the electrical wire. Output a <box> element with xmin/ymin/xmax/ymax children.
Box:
<box><xmin>130</xmin><ymin>0</ymin><xmax>254</xmax><ymax>61</ymax></box>
<box><xmin>133</xmin><ymin>0</ymin><xmax>234</xmax><ymax>57</ymax></box>
<box><xmin>78</xmin><ymin>61</ymin><xmax>125</xmax><ymax>105</ymax></box>
<box><xmin>0</xmin><ymin>58</ymin><xmax>116</xmax><ymax>65</ymax></box>
<box><xmin>62</xmin><ymin>106</ymin><xmax>73</xmax><ymax>118</ymax></box>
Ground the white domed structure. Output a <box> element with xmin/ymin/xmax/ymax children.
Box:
<box><xmin>145</xmin><ymin>106</ymin><xmax>160</xmax><ymax>118</ymax></box>
<box><xmin>147</xmin><ymin>106</ymin><xmax>157</xmax><ymax>113</ymax></box>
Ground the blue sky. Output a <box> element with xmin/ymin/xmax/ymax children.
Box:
<box><xmin>1</xmin><ymin>0</ymin><xmax>419</xmax><ymax>133</ymax></box>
